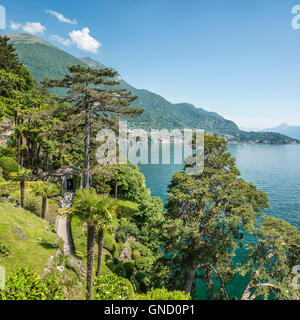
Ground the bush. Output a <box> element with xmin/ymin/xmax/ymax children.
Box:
<box><xmin>0</xmin><ymin>157</ymin><xmax>19</xmax><ymax>177</ymax></box>
<box><xmin>103</xmin><ymin>233</ymin><xmax>117</xmax><ymax>254</ymax></box>
<box><xmin>131</xmin><ymin>250</ymin><xmax>141</xmax><ymax>261</ymax></box>
<box><xmin>136</xmin><ymin>288</ymin><xmax>191</xmax><ymax>300</ymax></box>
<box><xmin>94</xmin><ymin>273</ymin><xmax>134</xmax><ymax>300</ymax></box>
<box><xmin>135</xmin><ymin>270</ymin><xmax>150</xmax><ymax>293</ymax></box>
<box><xmin>124</xmin><ymin>262</ymin><xmax>135</xmax><ymax>279</ymax></box>
<box><xmin>0</xmin><ymin>243</ymin><xmax>11</xmax><ymax>258</ymax></box>
<box><xmin>0</xmin><ymin>267</ymin><xmax>64</xmax><ymax>300</ymax></box>
<box><xmin>114</xmin><ymin>263</ymin><xmax>126</xmax><ymax>278</ymax></box>
<box><xmin>0</xmin><ymin>181</ymin><xmax>19</xmax><ymax>196</ymax></box>
<box><xmin>11</xmin><ymin>189</ymin><xmax>41</xmax><ymax>215</ymax></box>
<box><xmin>135</xmin><ymin>256</ymin><xmax>154</xmax><ymax>273</ymax></box>
<box><xmin>136</xmin><ymin>270</ymin><xmax>147</xmax><ymax>283</ymax></box>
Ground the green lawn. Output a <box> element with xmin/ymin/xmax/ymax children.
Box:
<box><xmin>0</xmin><ymin>202</ymin><xmax>57</xmax><ymax>275</ymax></box>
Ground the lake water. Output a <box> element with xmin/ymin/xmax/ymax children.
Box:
<box><xmin>139</xmin><ymin>143</ymin><xmax>300</xmax><ymax>229</ymax></box>
<box><xmin>139</xmin><ymin>143</ymin><xmax>300</xmax><ymax>299</ymax></box>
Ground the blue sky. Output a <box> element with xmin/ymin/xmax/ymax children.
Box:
<box><xmin>1</xmin><ymin>0</ymin><xmax>300</xmax><ymax>129</ymax></box>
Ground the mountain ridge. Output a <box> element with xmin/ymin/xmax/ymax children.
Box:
<box><xmin>4</xmin><ymin>33</ymin><xmax>298</xmax><ymax>144</ymax></box>
<box><xmin>263</xmin><ymin>123</ymin><xmax>300</xmax><ymax>140</ymax></box>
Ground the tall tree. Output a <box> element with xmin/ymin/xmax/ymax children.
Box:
<box><xmin>42</xmin><ymin>65</ymin><xmax>143</xmax><ymax>189</ymax></box>
<box><xmin>239</xmin><ymin>216</ymin><xmax>300</xmax><ymax>300</ymax></box>
<box><xmin>160</xmin><ymin>134</ymin><xmax>269</xmax><ymax>296</ymax></box>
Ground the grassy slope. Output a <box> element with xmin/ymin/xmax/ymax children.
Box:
<box><xmin>0</xmin><ymin>202</ymin><xmax>57</xmax><ymax>275</ymax></box>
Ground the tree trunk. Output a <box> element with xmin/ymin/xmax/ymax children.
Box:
<box><xmin>96</xmin><ymin>228</ymin><xmax>104</xmax><ymax>277</ymax></box>
<box><xmin>83</xmin><ymin>106</ymin><xmax>92</xmax><ymax>189</ymax></box>
<box><xmin>42</xmin><ymin>197</ymin><xmax>47</xmax><ymax>220</ymax></box>
<box><xmin>20</xmin><ymin>180</ymin><xmax>25</xmax><ymax>209</ymax></box>
<box><xmin>86</xmin><ymin>223</ymin><xmax>96</xmax><ymax>300</ymax></box>
<box><xmin>183</xmin><ymin>267</ymin><xmax>197</xmax><ymax>295</ymax></box>
<box><xmin>115</xmin><ymin>181</ymin><xmax>118</xmax><ymax>199</ymax></box>
<box><xmin>17</xmin><ymin>134</ymin><xmax>21</xmax><ymax>165</ymax></box>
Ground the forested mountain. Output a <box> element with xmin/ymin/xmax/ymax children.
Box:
<box><xmin>5</xmin><ymin>33</ymin><xmax>298</xmax><ymax>144</ymax></box>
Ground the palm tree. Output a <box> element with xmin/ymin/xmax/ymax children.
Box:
<box><xmin>31</xmin><ymin>182</ymin><xmax>60</xmax><ymax>219</ymax></box>
<box><xmin>70</xmin><ymin>188</ymin><xmax>104</xmax><ymax>300</ymax></box>
<box><xmin>70</xmin><ymin>188</ymin><xmax>136</xmax><ymax>300</ymax></box>
<box><xmin>10</xmin><ymin>168</ymin><xmax>32</xmax><ymax>209</ymax></box>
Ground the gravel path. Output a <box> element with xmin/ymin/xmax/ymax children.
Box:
<box><xmin>55</xmin><ymin>192</ymin><xmax>74</xmax><ymax>255</ymax></box>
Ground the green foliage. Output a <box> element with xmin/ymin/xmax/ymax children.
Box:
<box><xmin>136</xmin><ymin>288</ymin><xmax>191</xmax><ymax>300</ymax></box>
<box><xmin>114</xmin><ymin>263</ymin><xmax>126</xmax><ymax>278</ymax></box>
<box><xmin>0</xmin><ymin>242</ymin><xmax>11</xmax><ymax>258</ymax></box>
<box><xmin>94</xmin><ymin>273</ymin><xmax>134</xmax><ymax>300</ymax></box>
<box><xmin>124</xmin><ymin>262</ymin><xmax>135</xmax><ymax>279</ymax></box>
<box><xmin>73</xmin><ymin>174</ymin><xmax>82</xmax><ymax>190</ymax></box>
<box><xmin>135</xmin><ymin>257</ymin><xmax>154</xmax><ymax>274</ymax></box>
<box><xmin>0</xmin><ymin>157</ymin><xmax>20</xmax><ymax>177</ymax></box>
<box><xmin>160</xmin><ymin>133</ymin><xmax>270</xmax><ymax>297</ymax></box>
<box><xmin>238</xmin><ymin>216</ymin><xmax>300</xmax><ymax>300</ymax></box>
<box><xmin>0</xmin><ymin>181</ymin><xmax>19</xmax><ymax>196</ymax></box>
<box><xmin>11</xmin><ymin>189</ymin><xmax>41</xmax><ymax>215</ymax></box>
<box><xmin>0</xmin><ymin>267</ymin><xmax>64</xmax><ymax>300</ymax></box>
<box><xmin>103</xmin><ymin>233</ymin><xmax>117</xmax><ymax>254</ymax></box>
<box><xmin>131</xmin><ymin>250</ymin><xmax>141</xmax><ymax>261</ymax></box>
<box><xmin>7</xmin><ymin>34</ymin><xmax>298</xmax><ymax>144</ymax></box>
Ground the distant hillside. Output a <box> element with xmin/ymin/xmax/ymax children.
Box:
<box><xmin>4</xmin><ymin>33</ymin><xmax>298</xmax><ymax>144</ymax></box>
<box><xmin>263</xmin><ymin>123</ymin><xmax>300</xmax><ymax>140</ymax></box>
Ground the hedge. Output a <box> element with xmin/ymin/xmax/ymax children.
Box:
<box><xmin>0</xmin><ymin>181</ymin><xmax>19</xmax><ymax>196</ymax></box>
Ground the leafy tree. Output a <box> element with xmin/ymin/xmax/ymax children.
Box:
<box><xmin>161</xmin><ymin>134</ymin><xmax>269</xmax><ymax>296</ymax></box>
<box><xmin>239</xmin><ymin>216</ymin><xmax>300</xmax><ymax>300</ymax></box>
<box><xmin>31</xmin><ymin>182</ymin><xmax>60</xmax><ymax>219</ymax></box>
<box><xmin>0</xmin><ymin>36</ymin><xmax>34</xmax><ymax>97</ymax></box>
<box><xmin>70</xmin><ymin>188</ymin><xmax>136</xmax><ymax>300</ymax></box>
<box><xmin>0</xmin><ymin>36</ymin><xmax>21</xmax><ymax>73</ymax></box>
<box><xmin>10</xmin><ymin>168</ymin><xmax>32</xmax><ymax>208</ymax></box>
<box><xmin>42</xmin><ymin>65</ymin><xmax>143</xmax><ymax>189</ymax></box>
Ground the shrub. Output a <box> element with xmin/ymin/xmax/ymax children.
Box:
<box><xmin>131</xmin><ymin>250</ymin><xmax>141</xmax><ymax>261</ymax></box>
<box><xmin>124</xmin><ymin>262</ymin><xmax>135</xmax><ymax>279</ymax></box>
<box><xmin>135</xmin><ymin>256</ymin><xmax>154</xmax><ymax>273</ymax></box>
<box><xmin>135</xmin><ymin>270</ymin><xmax>150</xmax><ymax>293</ymax></box>
<box><xmin>94</xmin><ymin>273</ymin><xmax>134</xmax><ymax>300</ymax></box>
<box><xmin>0</xmin><ymin>267</ymin><xmax>64</xmax><ymax>300</ymax></box>
<box><xmin>114</xmin><ymin>263</ymin><xmax>126</xmax><ymax>278</ymax></box>
<box><xmin>11</xmin><ymin>189</ymin><xmax>41</xmax><ymax>215</ymax></box>
<box><xmin>0</xmin><ymin>157</ymin><xmax>19</xmax><ymax>178</ymax></box>
<box><xmin>103</xmin><ymin>233</ymin><xmax>117</xmax><ymax>254</ymax></box>
<box><xmin>136</xmin><ymin>288</ymin><xmax>191</xmax><ymax>300</ymax></box>
<box><xmin>0</xmin><ymin>243</ymin><xmax>11</xmax><ymax>258</ymax></box>
<box><xmin>136</xmin><ymin>270</ymin><xmax>147</xmax><ymax>282</ymax></box>
<box><xmin>0</xmin><ymin>181</ymin><xmax>19</xmax><ymax>196</ymax></box>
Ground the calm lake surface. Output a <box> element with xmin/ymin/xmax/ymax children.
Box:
<box><xmin>139</xmin><ymin>143</ymin><xmax>300</xmax><ymax>299</ymax></box>
<box><xmin>139</xmin><ymin>144</ymin><xmax>300</xmax><ymax>229</ymax></box>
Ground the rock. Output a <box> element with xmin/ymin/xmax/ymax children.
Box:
<box><xmin>68</xmin><ymin>257</ymin><xmax>87</xmax><ymax>279</ymax></box>
<box><xmin>13</xmin><ymin>226</ymin><xmax>28</xmax><ymax>240</ymax></box>
<box><xmin>119</xmin><ymin>241</ymin><xmax>131</xmax><ymax>262</ymax></box>
<box><xmin>56</xmin><ymin>265</ymin><xmax>64</xmax><ymax>273</ymax></box>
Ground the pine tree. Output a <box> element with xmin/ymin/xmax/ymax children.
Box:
<box><xmin>42</xmin><ymin>65</ymin><xmax>143</xmax><ymax>189</ymax></box>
